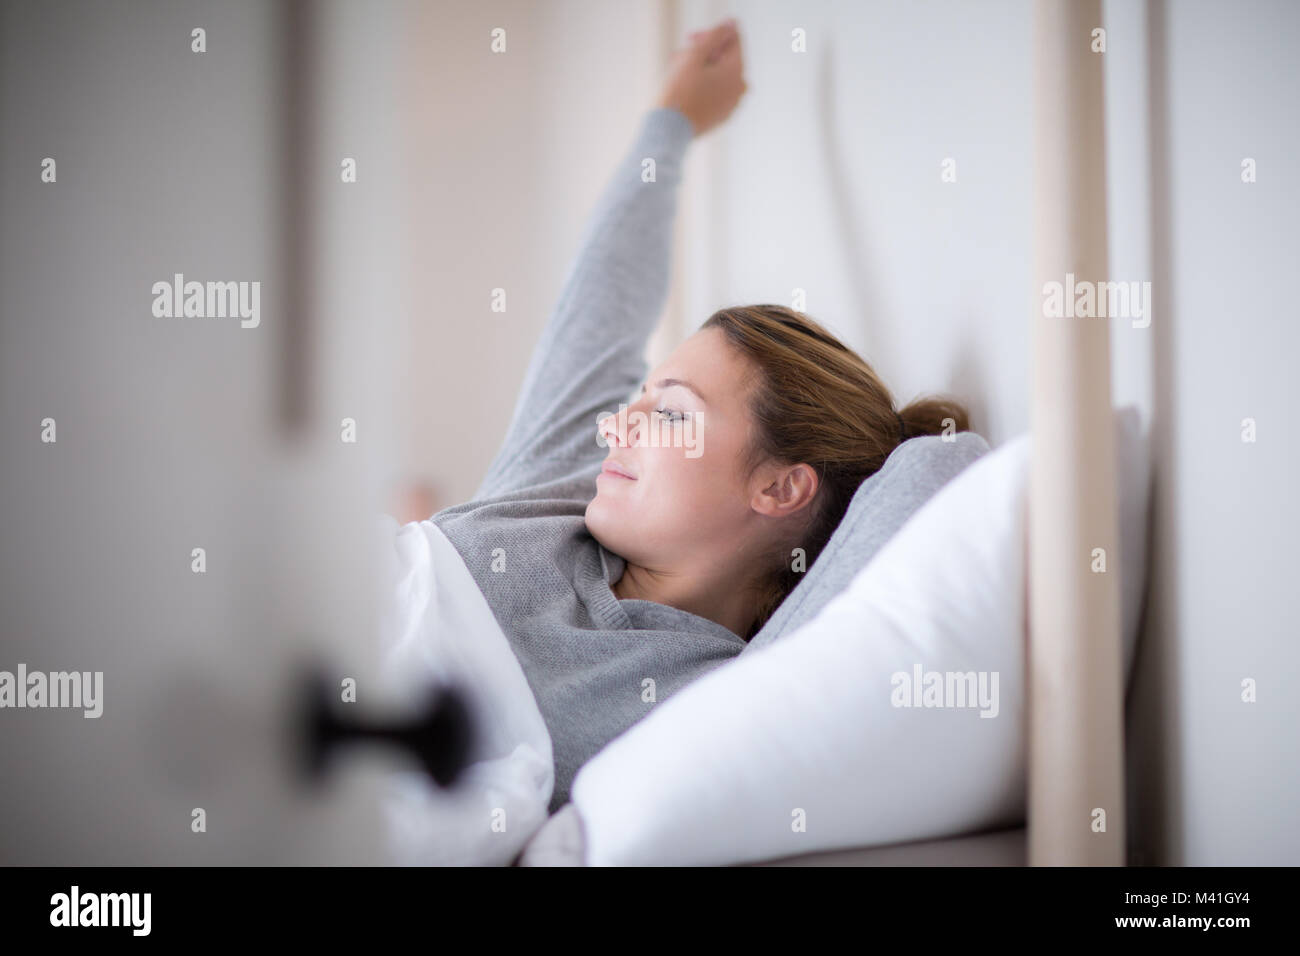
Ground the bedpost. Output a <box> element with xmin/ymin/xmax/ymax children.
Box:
<box><xmin>1028</xmin><ymin>0</ymin><xmax>1126</xmax><ymax>866</ymax></box>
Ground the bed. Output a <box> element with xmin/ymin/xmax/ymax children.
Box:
<box><xmin>745</xmin><ymin>826</ymin><xmax>1027</xmax><ymax>867</ymax></box>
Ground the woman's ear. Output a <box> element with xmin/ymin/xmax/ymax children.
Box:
<box><xmin>752</xmin><ymin>462</ymin><xmax>818</xmax><ymax>518</ymax></box>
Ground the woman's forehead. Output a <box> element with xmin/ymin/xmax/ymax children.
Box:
<box><xmin>660</xmin><ymin>329</ymin><xmax>751</xmax><ymax>392</ymax></box>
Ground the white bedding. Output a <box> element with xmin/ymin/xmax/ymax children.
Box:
<box><xmin>371</xmin><ymin>515</ymin><xmax>554</xmax><ymax>866</ymax></box>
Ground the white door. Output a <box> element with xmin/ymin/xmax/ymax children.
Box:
<box><xmin>0</xmin><ymin>0</ymin><xmax>440</xmax><ymax>865</ymax></box>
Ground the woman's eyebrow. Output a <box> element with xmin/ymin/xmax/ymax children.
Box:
<box><xmin>641</xmin><ymin>378</ymin><xmax>708</xmax><ymax>403</ymax></box>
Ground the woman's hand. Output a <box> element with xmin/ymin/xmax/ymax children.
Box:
<box><xmin>654</xmin><ymin>18</ymin><xmax>748</xmax><ymax>138</ymax></box>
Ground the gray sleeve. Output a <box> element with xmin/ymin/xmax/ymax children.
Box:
<box><xmin>472</xmin><ymin>107</ymin><xmax>696</xmax><ymax>502</ymax></box>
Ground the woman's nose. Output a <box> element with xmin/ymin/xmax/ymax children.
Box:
<box><xmin>599</xmin><ymin>412</ymin><xmax>625</xmax><ymax>446</ymax></box>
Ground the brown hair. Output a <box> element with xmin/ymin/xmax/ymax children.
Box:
<box><xmin>700</xmin><ymin>304</ymin><xmax>971</xmax><ymax>641</ymax></box>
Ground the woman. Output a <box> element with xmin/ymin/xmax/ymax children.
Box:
<box><xmin>431</xmin><ymin>19</ymin><xmax>969</xmax><ymax>811</ymax></box>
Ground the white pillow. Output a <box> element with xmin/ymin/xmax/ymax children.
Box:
<box><xmin>567</xmin><ymin>406</ymin><xmax>1150</xmax><ymax>866</ymax></box>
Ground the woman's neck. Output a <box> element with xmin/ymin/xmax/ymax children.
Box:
<box><xmin>612</xmin><ymin>560</ymin><xmax>757</xmax><ymax>639</ymax></box>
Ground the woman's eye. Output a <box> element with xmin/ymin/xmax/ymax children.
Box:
<box><xmin>654</xmin><ymin>407</ymin><xmax>685</xmax><ymax>423</ymax></box>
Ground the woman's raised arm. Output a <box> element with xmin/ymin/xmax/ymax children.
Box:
<box><xmin>472</xmin><ymin>20</ymin><xmax>747</xmax><ymax>501</ymax></box>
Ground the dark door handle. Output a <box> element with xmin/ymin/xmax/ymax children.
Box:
<box><xmin>295</xmin><ymin>666</ymin><xmax>475</xmax><ymax>788</ymax></box>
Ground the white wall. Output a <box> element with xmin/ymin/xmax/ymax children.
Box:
<box><xmin>1122</xmin><ymin>0</ymin><xmax>1300</xmax><ymax>866</ymax></box>
<box><xmin>679</xmin><ymin>0</ymin><xmax>1035</xmax><ymax>445</ymax></box>
<box><xmin>402</xmin><ymin>0</ymin><xmax>672</xmax><ymax>507</ymax></box>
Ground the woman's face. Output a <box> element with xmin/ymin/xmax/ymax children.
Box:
<box><xmin>585</xmin><ymin>326</ymin><xmax>769</xmax><ymax>568</ymax></box>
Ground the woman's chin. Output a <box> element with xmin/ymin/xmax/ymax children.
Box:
<box><xmin>583</xmin><ymin>497</ymin><xmax>620</xmax><ymax>547</ymax></box>
<box><xmin>583</xmin><ymin>498</ymin><xmax>606</xmax><ymax>535</ymax></box>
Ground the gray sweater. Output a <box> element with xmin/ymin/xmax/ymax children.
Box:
<box><xmin>430</xmin><ymin>107</ymin><xmax>746</xmax><ymax>812</ymax></box>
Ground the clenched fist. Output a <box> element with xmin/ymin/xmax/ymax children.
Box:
<box><xmin>654</xmin><ymin>18</ymin><xmax>748</xmax><ymax>138</ymax></box>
